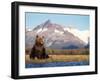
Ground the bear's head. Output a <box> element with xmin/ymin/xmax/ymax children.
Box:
<box><xmin>35</xmin><ymin>35</ymin><xmax>44</xmax><ymax>46</ymax></box>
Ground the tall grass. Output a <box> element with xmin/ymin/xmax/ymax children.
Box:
<box><xmin>46</xmin><ymin>48</ymin><xmax>89</xmax><ymax>55</ymax></box>
<box><xmin>25</xmin><ymin>48</ymin><xmax>89</xmax><ymax>55</ymax></box>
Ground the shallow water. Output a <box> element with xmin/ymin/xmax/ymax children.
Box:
<box><xmin>25</xmin><ymin>61</ymin><xmax>89</xmax><ymax>68</ymax></box>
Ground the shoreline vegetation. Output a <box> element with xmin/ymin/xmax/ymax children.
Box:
<box><xmin>26</xmin><ymin>48</ymin><xmax>89</xmax><ymax>55</ymax></box>
<box><xmin>25</xmin><ymin>48</ymin><xmax>89</xmax><ymax>64</ymax></box>
<box><xmin>25</xmin><ymin>54</ymin><xmax>89</xmax><ymax>64</ymax></box>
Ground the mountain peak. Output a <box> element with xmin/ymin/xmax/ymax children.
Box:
<box><xmin>46</xmin><ymin>19</ymin><xmax>51</xmax><ymax>23</ymax></box>
<box><xmin>44</xmin><ymin>19</ymin><xmax>51</xmax><ymax>25</ymax></box>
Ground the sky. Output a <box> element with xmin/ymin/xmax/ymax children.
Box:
<box><xmin>25</xmin><ymin>12</ymin><xmax>89</xmax><ymax>30</ymax></box>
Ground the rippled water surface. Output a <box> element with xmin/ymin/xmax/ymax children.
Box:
<box><xmin>26</xmin><ymin>61</ymin><xmax>89</xmax><ymax>68</ymax></box>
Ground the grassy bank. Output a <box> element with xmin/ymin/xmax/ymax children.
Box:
<box><xmin>25</xmin><ymin>54</ymin><xmax>89</xmax><ymax>64</ymax></box>
<box><xmin>26</xmin><ymin>48</ymin><xmax>89</xmax><ymax>55</ymax></box>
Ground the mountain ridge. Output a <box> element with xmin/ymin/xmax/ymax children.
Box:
<box><xmin>26</xmin><ymin>20</ymin><xmax>89</xmax><ymax>49</ymax></box>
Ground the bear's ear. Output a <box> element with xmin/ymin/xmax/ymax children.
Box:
<box><xmin>36</xmin><ymin>35</ymin><xmax>39</xmax><ymax>38</ymax></box>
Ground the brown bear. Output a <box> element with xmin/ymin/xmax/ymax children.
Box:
<box><xmin>30</xmin><ymin>35</ymin><xmax>49</xmax><ymax>59</ymax></box>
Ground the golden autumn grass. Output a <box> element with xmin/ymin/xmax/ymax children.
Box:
<box><xmin>25</xmin><ymin>54</ymin><xmax>89</xmax><ymax>64</ymax></box>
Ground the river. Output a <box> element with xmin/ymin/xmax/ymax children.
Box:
<box><xmin>26</xmin><ymin>61</ymin><xmax>89</xmax><ymax>68</ymax></box>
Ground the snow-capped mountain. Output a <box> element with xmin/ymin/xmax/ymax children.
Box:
<box><xmin>64</xmin><ymin>26</ymin><xmax>89</xmax><ymax>44</ymax></box>
<box><xmin>25</xmin><ymin>27</ymin><xmax>33</xmax><ymax>32</ymax></box>
<box><xmin>26</xmin><ymin>20</ymin><xmax>89</xmax><ymax>49</ymax></box>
